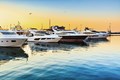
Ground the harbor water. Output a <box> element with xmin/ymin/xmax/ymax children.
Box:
<box><xmin>0</xmin><ymin>36</ymin><xmax>120</xmax><ymax>80</ymax></box>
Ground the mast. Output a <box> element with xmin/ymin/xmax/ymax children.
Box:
<box><xmin>49</xmin><ymin>19</ymin><xmax>51</xmax><ymax>28</ymax></box>
<box><xmin>69</xmin><ymin>24</ymin><xmax>70</xmax><ymax>30</ymax></box>
<box><xmin>108</xmin><ymin>23</ymin><xmax>111</xmax><ymax>33</ymax></box>
<box><xmin>41</xmin><ymin>23</ymin><xmax>43</xmax><ymax>30</ymax></box>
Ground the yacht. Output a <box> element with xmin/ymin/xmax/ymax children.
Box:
<box><xmin>27</xmin><ymin>30</ymin><xmax>61</xmax><ymax>43</ymax></box>
<box><xmin>49</xmin><ymin>26</ymin><xmax>89</xmax><ymax>43</ymax></box>
<box><xmin>81</xmin><ymin>27</ymin><xmax>109</xmax><ymax>39</ymax></box>
<box><xmin>0</xmin><ymin>30</ymin><xmax>27</xmax><ymax>47</ymax></box>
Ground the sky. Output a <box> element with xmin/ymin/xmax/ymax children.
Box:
<box><xmin>0</xmin><ymin>0</ymin><xmax>120</xmax><ymax>31</ymax></box>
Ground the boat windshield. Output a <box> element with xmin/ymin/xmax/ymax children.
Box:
<box><xmin>57</xmin><ymin>32</ymin><xmax>76</xmax><ymax>35</ymax></box>
<box><xmin>68</xmin><ymin>32</ymin><xmax>75</xmax><ymax>34</ymax></box>
<box><xmin>35</xmin><ymin>33</ymin><xmax>44</xmax><ymax>36</ymax></box>
<box><xmin>35</xmin><ymin>32</ymin><xmax>50</xmax><ymax>36</ymax></box>
<box><xmin>36</xmin><ymin>31</ymin><xmax>50</xmax><ymax>35</ymax></box>
<box><xmin>1</xmin><ymin>32</ymin><xmax>16</xmax><ymax>35</ymax></box>
<box><xmin>63</xmin><ymin>32</ymin><xmax>76</xmax><ymax>34</ymax></box>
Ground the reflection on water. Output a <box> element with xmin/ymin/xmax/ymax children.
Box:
<box><xmin>87</xmin><ymin>38</ymin><xmax>109</xmax><ymax>43</ymax></box>
<box><xmin>0</xmin><ymin>48</ymin><xmax>28</xmax><ymax>65</ymax></box>
<box><xmin>27</xmin><ymin>39</ymin><xmax>109</xmax><ymax>55</ymax></box>
<box><xmin>87</xmin><ymin>38</ymin><xmax>110</xmax><ymax>47</ymax></box>
<box><xmin>0</xmin><ymin>36</ymin><xmax>120</xmax><ymax>80</ymax></box>
<box><xmin>27</xmin><ymin>42</ymin><xmax>90</xmax><ymax>56</ymax></box>
<box><xmin>29</xmin><ymin>42</ymin><xmax>82</xmax><ymax>51</ymax></box>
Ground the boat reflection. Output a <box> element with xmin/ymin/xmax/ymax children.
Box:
<box><xmin>25</xmin><ymin>38</ymin><xmax>110</xmax><ymax>56</ymax></box>
<box><xmin>28</xmin><ymin>42</ymin><xmax>88</xmax><ymax>53</ymax></box>
<box><xmin>0</xmin><ymin>47</ymin><xmax>28</xmax><ymax>65</ymax></box>
<box><xmin>87</xmin><ymin>38</ymin><xmax>110</xmax><ymax>46</ymax></box>
<box><xmin>88</xmin><ymin>38</ymin><xmax>109</xmax><ymax>42</ymax></box>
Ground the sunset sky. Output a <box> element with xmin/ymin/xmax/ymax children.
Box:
<box><xmin>0</xmin><ymin>0</ymin><xmax>120</xmax><ymax>31</ymax></box>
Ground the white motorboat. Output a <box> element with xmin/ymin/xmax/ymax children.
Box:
<box><xmin>0</xmin><ymin>30</ymin><xmax>27</xmax><ymax>47</ymax></box>
<box><xmin>27</xmin><ymin>30</ymin><xmax>61</xmax><ymax>43</ymax></box>
<box><xmin>81</xmin><ymin>27</ymin><xmax>109</xmax><ymax>39</ymax></box>
<box><xmin>50</xmin><ymin>26</ymin><xmax>89</xmax><ymax>43</ymax></box>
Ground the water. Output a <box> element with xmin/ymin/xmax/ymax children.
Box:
<box><xmin>0</xmin><ymin>36</ymin><xmax>120</xmax><ymax>80</ymax></box>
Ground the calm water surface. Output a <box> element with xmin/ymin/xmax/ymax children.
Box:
<box><xmin>0</xmin><ymin>36</ymin><xmax>120</xmax><ymax>80</ymax></box>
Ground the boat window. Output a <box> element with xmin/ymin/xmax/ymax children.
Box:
<box><xmin>36</xmin><ymin>31</ymin><xmax>50</xmax><ymax>35</ymax></box>
<box><xmin>11</xmin><ymin>40</ymin><xmax>16</xmax><ymax>42</ymax></box>
<box><xmin>34</xmin><ymin>38</ymin><xmax>40</xmax><ymax>40</ymax></box>
<box><xmin>35</xmin><ymin>33</ymin><xmax>44</xmax><ymax>36</ymax></box>
<box><xmin>45</xmin><ymin>32</ymin><xmax>50</xmax><ymax>35</ymax></box>
<box><xmin>52</xmin><ymin>38</ymin><xmax>55</xmax><ymax>39</ymax></box>
<box><xmin>61</xmin><ymin>32</ymin><xmax>75</xmax><ymax>34</ymax></box>
<box><xmin>84</xmin><ymin>32</ymin><xmax>94</xmax><ymax>34</ymax></box>
<box><xmin>46</xmin><ymin>38</ymin><xmax>51</xmax><ymax>39</ymax></box>
<box><xmin>92</xmin><ymin>30</ymin><xmax>99</xmax><ymax>33</ymax></box>
<box><xmin>1</xmin><ymin>32</ymin><xmax>16</xmax><ymax>35</ymax></box>
<box><xmin>41</xmin><ymin>38</ymin><xmax>46</xmax><ymax>40</ymax></box>
<box><xmin>57</xmin><ymin>33</ymin><xmax>68</xmax><ymax>36</ymax></box>
<box><xmin>67</xmin><ymin>32</ymin><xmax>75</xmax><ymax>34</ymax></box>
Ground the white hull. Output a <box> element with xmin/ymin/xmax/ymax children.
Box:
<box><xmin>0</xmin><ymin>38</ymin><xmax>27</xmax><ymax>47</ymax></box>
<box><xmin>27</xmin><ymin>36</ymin><xmax>61</xmax><ymax>43</ymax></box>
<box><xmin>81</xmin><ymin>28</ymin><xmax>109</xmax><ymax>39</ymax></box>
<box><xmin>28</xmin><ymin>37</ymin><xmax>61</xmax><ymax>43</ymax></box>
<box><xmin>27</xmin><ymin>30</ymin><xmax>62</xmax><ymax>43</ymax></box>
<box><xmin>88</xmin><ymin>33</ymin><xmax>108</xmax><ymax>39</ymax></box>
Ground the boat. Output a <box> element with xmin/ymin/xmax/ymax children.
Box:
<box><xmin>81</xmin><ymin>27</ymin><xmax>109</xmax><ymax>39</ymax></box>
<box><xmin>0</xmin><ymin>30</ymin><xmax>27</xmax><ymax>47</ymax></box>
<box><xmin>48</xmin><ymin>26</ymin><xmax>89</xmax><ymax>43</ymax></box>
<box><xmin>27</xmin><ymin>30</ymin><xmax>61</xmax><ymax>43</ymax></box>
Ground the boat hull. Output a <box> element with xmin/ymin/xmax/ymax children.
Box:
<box><xmin>0</xmin><ymin>38</ymin><xmax>27</xmax><ymax>47</ymax></box>
<box><xmin>28</xmin><ymin>37</ymin><xmax>61</xmax><ymax>43</ymax></box>
<box><xmin>88</xmin><ymin>33</ymin><xmax>108</xmax><ymax>39</ymax></box>
<box><xmin>59</xmin><ymin>36</ymin><xmax>87</xmax><ymax>43</ymax></box>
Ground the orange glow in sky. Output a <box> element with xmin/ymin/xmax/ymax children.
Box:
<box><xmin>0</xmin><ymin>0</ymin><xmax>120</xmax><ymax>31</ymax></box>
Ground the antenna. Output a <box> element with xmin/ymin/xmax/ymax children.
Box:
<box><xmin>49</xmin><ymin>19</ymin><xmax>51</xmax><ymax>28</ymax></box>
<box><xmin>69</xmin><ymin>24</ymin><xmax>70</xmax><ymax>30</ymax></box>
<box><xmin>109</xmin><ymin>23</ymin><xmax>111</xmax><ymax>33</ymax></box>
<box><xmin>41</xmin><ymin>23</ymin><xmax>43</xmax><ymax>30</ymax></box>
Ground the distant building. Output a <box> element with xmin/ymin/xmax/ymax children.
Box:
<box><xmin>10</xmin><ymin>21</ymin><xmax>23</xmax><ymax>30</ymax></box>
<box><xmin>0</xmin><ymin>26</ymin><xmax>2</xmax><ymax>30</ymax></box>
<box><xmin>15</xmin><ymin>24</ymin><xmax>22</xmax><ymax>30</ymax></box>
